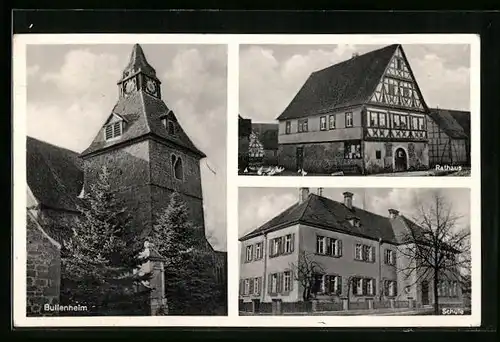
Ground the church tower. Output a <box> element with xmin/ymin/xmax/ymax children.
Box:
<box><xmin>80</xmin><ymin>44</ymin><xmax>207</xmax><ymax>239</ymax></box>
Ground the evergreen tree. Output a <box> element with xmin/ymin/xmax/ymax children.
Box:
<box><xmin>61</xmin><ymin>166</ymin><xmax>150</xmax><ymax>315</ymax></box>
<box><xmin>150</xmin><ymin>192</ymin><xmax>221</xmax><ymax>315</ymax></box>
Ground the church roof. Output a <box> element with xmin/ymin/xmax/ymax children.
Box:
<box><xmin>239</xmin><ymin>193</ymin><xmax>427</xmax><ymax>245</ymax></box>
<box><xmin>81</xmin><ymin>91</ymin><xmax>206</xmax><ymax>157</ymax></box>
<box><xmin>277</xmin><ymin>44</ymin><xmax>400</xmax><ymax>120</ymax></box>
<box><xmin>26</xmin><ymin>136</ymin><xmax>83</xmax><ymax>212</ymax></box>
<box><xmin>119</xmin><ymin>43</ymin><xmax>160</xmax><ymax>83</ymax></box>
<box><xmin>428</xmin><ymin>108</ymin><xmax>469</xmax><ymax>139</ymax></box>
<box><xmin>81</xmin><ymin>44</ymin><xmax>205</xmax><ymax>158</ymax></box>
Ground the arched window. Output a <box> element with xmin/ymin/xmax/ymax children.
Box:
<box><xmin>171</xmin><ymin>154</ymin><xmax>183</xmax><ymax>180</ymax></box>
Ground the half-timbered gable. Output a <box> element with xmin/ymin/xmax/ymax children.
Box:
<box><xmin>276</xmin><ymin>44</ymin><xmax>430</xmax><ymax>174</ymax></box>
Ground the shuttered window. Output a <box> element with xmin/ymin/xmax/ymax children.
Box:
<box><xmin>104</xmin><ymin>121</ymin><xmax>123</xmax><ymax>140</ymax></box>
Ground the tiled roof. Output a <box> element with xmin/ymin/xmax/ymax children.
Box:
<box><xmin>81</xmin><ymin>91</ymin><xmax>205</xmax><ymax>157</ymax></box>
<box><xmin>429</xmin><ymin>108</ymin><xmax>469</xmax><ymax>139</ymax></box>
<box><xmin>26</xmin><ymin>136</ymin><xmax>83</xmax><ymax>212</ymax></box>
<box><xmin>277</xmin><ymin>45</ymin><xmax>399</xmax><ymax>120</ymax></box>
<box><xmin>239</xmin><ymin>193</ymin><xmax>399</xmax><ymax>243</ymax></box>
<box><xmin>251</xmin><ymin>123</ymin><xmax>278</xmax><ymax>150</ymax></box>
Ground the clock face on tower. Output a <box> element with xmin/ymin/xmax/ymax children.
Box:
<box><xmin>124</xmin><ymin>78</ymin><xmax>136</xmax><ymax>95</ymax></box>
<box><xmin>145</xmin><ymin>78</ymin><xmax>158</xmax><ymax>96</ymax></box>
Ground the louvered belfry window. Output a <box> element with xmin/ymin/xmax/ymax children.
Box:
<box><xmin>105</xmin><ymin>121</ymin><xmax>123</xmax><ymax>140</ymax></box>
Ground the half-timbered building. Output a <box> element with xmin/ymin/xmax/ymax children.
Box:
<box><xmin>276</xmin><ymin>44</ymin><xmax>430</xmax><ymax>174</ymax></box>
<box><xmin>427</xmin><ymin>108</ymin><xmax>470</xmax><ymax>167</ymax></box>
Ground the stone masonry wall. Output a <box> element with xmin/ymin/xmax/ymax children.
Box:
<box><xmin>26</xmin><ymin>213</ymin><xmax>61</xmax><ymax>316</ymax></box>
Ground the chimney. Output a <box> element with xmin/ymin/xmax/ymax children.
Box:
<box><xmin>299</xmin><ymin>188</ymin><xmax>310</xmax><ymax>203</ymax></box>
<box><xmin>352</xmin><ymin>52</ymin><xmax>359</xmax><ymax>58</ymax></box>
<box><xmin>388</xmin><ymin>209</ymin><xmax>400</xmax><ymax>219</ymax></box>
<box><xmin>317</xmin><ymin>188</ymin><xmax>323</xmax><ymax>197</ymax></box>
<box><xmin>343</xmin><ymin>191</ymin><xmax>353</xmax><ymax>209</ymax></box>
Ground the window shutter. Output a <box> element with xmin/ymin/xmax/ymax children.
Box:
<box><xmin>113</xmin><ymin>121</ymin><xmax>121</xmax><ymax>136</ymax></box>
<box><xmin>384</xmin><ymin>280</ymin><xmax>389</xmax><ymax>296</ymax></box>
<box><xmin>337</xmin><ymin>276</ymin><xmax>342</xmax><ymax>295</ymax></box>
<box><xmin>338</xmin><ymin>240</ymin><xmax>343</xmax><ymax>257</ymax></box>
<box><xmin>394</xmin><ymin>282</ymin><xmax>397</xmax><ymax>296</ymax></box>
<box><xmin>239</xmin><ymin>280</ymin><xmax>243</xmax><ymax>295</ymax></box>
<box><xmin>269</xmin><ymin>240</ymin><xmax>274</xmax><ymax>258</ymax></box>
<box><xmin>291</xmin><ymin>234</ymin><xmax>295</xmax><ymax>252</ymax></box>
<box><xmin>277</xmin><ymin>273</ymin><xmax>283</xmax><ymax>293</ymax></box>
<box><xmin>279</xmin><ymin>237</ymin><xmax>285</xmax><ymax>255</ymax></box>
<box><xmin>268</xmin><ymin>274</ymin><xmax>272</xmax><ymax>294</ymax></box>
<box><xmin>105</xmin><ymin>124</ymin><xmax>113</xmax><ymax>140</ymax></box>
<box><xmin>249</xmin><ymin>278</ymin><xmax>254</xmax><ymax>294</ymax></box>
<box><xmin>241</xmin><ymin>245</ymin><xmax>246</xmax><ymax>263</ymax></box>
<box><xmin>372</xmin><ymin>280</ymin><xmax>376</xmax><ymax>296</ymax></box>
<box><xmin>371</xmin><ymin>246</ymin><xmax>376</xmax><ymax>262</ymax></box>
<box><xmin>289</xmin><ymin>271</ymin><xmax>294</xmax><ymax>291</ymax></box>
<box><xmin>384</xmin><ymin>250</ymin><xmax>388</xmax><ymax>264</ymax></box>
<box><xmin>352</xmin><ymin>278</ymin><xmax>358</xmax><ymax>295</ymax></box>
<box><xmin>258</xmin><ymin>277</ymin><xmax>262</xmax><ymax>295</ymax></box>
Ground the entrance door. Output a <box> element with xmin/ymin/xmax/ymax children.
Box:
<box><xmin>421</xmin><ymin>281</ymin><xmax>429</xmax><ymax>305</ymax></box>
<box><xmin>296</xmin><ymin>147</ymin><xmax>304</xmax><ymax>171</ymax></box>
<box><xmin>394</xmin><ymin>148</ymin><xmax>407</xmax><ymax>172</ymax></box>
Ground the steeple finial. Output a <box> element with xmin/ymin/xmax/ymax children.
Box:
<box><xmin>120</xmin><ymin>43</ymin><xmax>158</xmax><ymax>82</ymax></box>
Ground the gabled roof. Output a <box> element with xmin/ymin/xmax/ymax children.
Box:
<box><xmin>238</xmin><ymin>114</ymin><xmax>252</xmax><ymax>137</ymax></box>
<box><xmin>251</xmin><ymin>123</ymin><xmax>279</xmax><ymax>150</ymax></box>
<box><xmin>277</xmin><ymin>45</ymin><xmax>399</xmax><ymax>120</ymax></box>
<box><xmin>81</xmin><ymin>91</ymin><xmax>206</xmax><ymax>158</ymax></box>
<box><xmin>119</xmin><ymin>43</ymin><xmax>160</xmax><ymax>83</ymax></box>
<box><xmin>428</xmin><ymin>108</ymin><xmax>469</xmax><ymax>139</ymax></box>
<box><xmin>26</xmin><ymin>136</ymin><xmax>83</xmax><ymax>212</ymax></box>
<box><xmin>239</xmin><ymin>193</ymin><xmax>398</xmax><ymax>243</ymax></box>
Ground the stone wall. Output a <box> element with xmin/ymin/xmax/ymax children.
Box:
<box><xmin>278</xmin><ymin>143</ymin><xmax>363</xmax><ymax>174</ymax></box>
<box><xmin>26</xmin><ymin>212</ymin><xmax>61</xmax><ymax>316</ymax></box>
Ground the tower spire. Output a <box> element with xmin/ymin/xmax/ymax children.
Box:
<box><xmin>119</xmin><ymin>43</ymin><xmax>159</xmax><ymax>83</ymax></box>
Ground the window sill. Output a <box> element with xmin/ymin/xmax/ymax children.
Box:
<box><xmin>353</xmin><ymin>258</ymin><xmax>376</xmax><ymax>264</ymax></box>
<box><xmin>315</xmin><ymin>252</ymin><xmax>342</xmax><ymax>258</ymax></box>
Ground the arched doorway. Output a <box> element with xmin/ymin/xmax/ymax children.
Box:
<box><xmin>394</xmin><ymin>147</ymin><xmax>408</xmax><ymax>172</ymax></box>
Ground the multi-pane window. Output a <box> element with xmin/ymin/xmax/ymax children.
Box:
<box><xmin>344</xmin><ymin>141</ymin><xmax>361</xmax><ymax>159</ymax></box>
<box><xmin>418</xmin><ymin>117</ymin><xmax>425</xmax><ymax>131</ymax></box>
<box><xmin>355</xmin><ymin>243</ymin><xmax>375</xmax><ymax>262</ymax></box>
<box><xmin>253</xmin><ymin>278</ymin><xmax>260</xmax><ymax>295</ymax></box>
<box><xmin>270</xmin><ymin>234</ymin><xmax>295</xmax><ymax>257</ymax></box>
<box><xmin>285</xmin><ymin>121</ymin><xmax>291</xmax><ymax>134</ymax></box>
<box><xmin>283</xmin><ymin>271</ymin><xmax>291</xmax><ymax>292</ymax></box>
<box><xmin>320</xmin><ymin>116</ymin><xmax>327</xmax><ymax>131</ymax></box>
<box><xmin>325</xmin><ymin>275</ymin><xmax>342</xmax><ymax>295</ymax></box>
<box><xmin>352</xmin><ymin>277</ymin><xmax>376</xmax><ymax>296</ymax></box>
<box><xmin>393</xmin><ymin>114</ymin><xmax>400</xmax><ymax>128</ymax></box>
<box><xmin>400</xmin><ymin>115</ymin><xmax>407</xmax><ymax>129</ymax></box>
<box><xmin>345</xmin><ymin>112</ymin><xmax>353</xmax><ymax>127</ymax></box>
<box><xmin>271</xmin><ymin>273</ymin><xmax>278</xmax><ymax>293</ymax></box>
<box><xmin>385</xmin><ymin>249</ymin><xmax>396</xmax><ymax>265</ymax></box>
<box><xmin>298</xmin><ymin>119</ymin><xmax>308</xmax><ymax>133</ymax></box>
<box><xmin>245</xmin><ymin>245</ymin><xmax>253</xmax><ymax>262</ymax></box>
<box><xmin>392</xmin><ymin>114</ymin><xmax>409</xmax><ymax>129</ymax></box>
<box><xmin>329</xmin><ymin>115</ymin><xmax>336</xmax><ymax>129</ymax></box>
<box><xmin>284</xmin><ymin>234</ymin><xmax>292</xmax><ymax>253</ymax></box>
<box><xmin>370</xmin><ymin>112</ymin><xmax>378</xmax><ymax>127</ymax></box>
<box><xmin>411</xmin><ymin>117</ymin><xmax>418</xmax><ymax>130</ymax></box>
<box><xmin>384</xmin><ymin>280</ymin><xmax>397</xmax><ymax>297</ymax></box>
<box><xmin>316</xmin><ymin>235</ymin><xmax>342</xmax><ymax>257</ymax></box>
<box><xmin>254</xmin><ymin>242</ymin><xmax>263</xmax><ymax>260</ymax></box>
<box><xmin>104</xmin><ymin>121</ymin><xmax>123</xmax><ymax>140</ymax></box>
<box><xmin>244</xmin><ymin>279</ymin><xmax>250</xmax><ymax>295</ymax></box>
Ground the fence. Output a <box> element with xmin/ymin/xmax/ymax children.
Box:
<box><xmin>239</xmin><ymin>299</ymin><xmax>417</xmax><ymax>315</ymax></box>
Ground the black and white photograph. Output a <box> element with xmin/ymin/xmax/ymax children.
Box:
<box><xmin>23</xmin><ymin>42</ymin><xmax>227</xmax><ymax>316</ymax></box>
<box><xmin>238</xmin><ymin>44</ymin><xmax>472</xmax><ymax>177</ymax></box>
<box><xmin>239</xmin><ymin>187</ymin><xmax>471</xmax><ymax>316</ymax></box>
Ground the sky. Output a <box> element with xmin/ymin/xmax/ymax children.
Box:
<box><xmin>239</xmin><ymin>44</ymin><xmax>471</xmax><ymax>122</ymax></box>
<box><xmin>238</xmin><ymin>188</ymin><xmax>470</xmax><ymax>238</ymax></box>
<box><xmin>26</xmin><ymin>44</ymin><xmax>227</xmax><ymax>251</ymax></box>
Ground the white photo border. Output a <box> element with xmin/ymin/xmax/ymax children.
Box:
<box><xmin>13</xmin><ymin>33</ymin><xmax>480</xmax><ymax>327</ymax></box>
